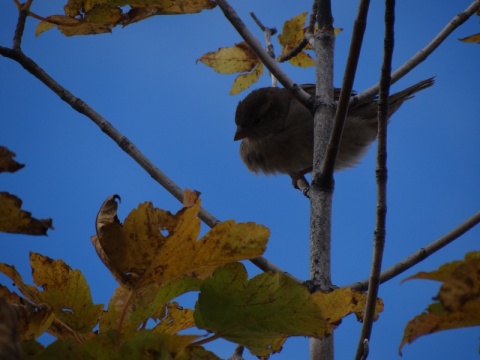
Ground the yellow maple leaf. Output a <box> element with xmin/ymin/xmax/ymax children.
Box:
<box><xmin>152</xmin><ymin>302</ymin><xmax>196</xmax><ymax>334</ymax></box>
<box><xmin>277</xmin><ymin>12</ymin><xmax>315</xmax><ymax>68</ymax></box>
<box><xmin>0</xmin><ymin>253</ymin><xmax>103</xmax><ymax>340</ymax></box>
<box><xmin>312</xmin><ymin>287</ymin><xmax>383</xmax><ymax>324</ymax></box>
<box><xmin>198</xmin><ymin>41</ymin><xmax>260</xmax><ymax>75</ymax></box>
<box><xmin>230</xmin><ymin>62</ymin><xmax>264</xmax><ymax>95</ymax></box>
<box><xmin>277</xmin><ymin>13</ymin><xmax>342</xmax><ymax>68</ymax></box>
<box><xmin>99</xmin><ymin>277</ymin><xmax>201</xmax><ymax>336</ymax></box>
<box><xmin>278</xmin><ymin>12</ymin><xmax>308</xmax><ymax>50</ymax></box>
<box><xmin>92</xmin><ymin>191</ymin><xmax>269</xmax><ymax>289</ymax></box>
<box><xmin>37</xmin><ymin>0</ymin><xmax>216</xmax><ymax>36</ymax></box>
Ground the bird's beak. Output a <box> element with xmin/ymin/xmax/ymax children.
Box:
<box><xmin>234</xmin><ymin>126</ymin><xmax>249</xmax><ymax>141</ymax></box>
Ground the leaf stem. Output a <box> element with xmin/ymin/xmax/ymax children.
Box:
<box><xmin>115</xmin><ymin>289</ymin><xmax>134</xmax><ymax>350</ymax></box>
<box><xmin>189</xmin><ymin>334</ymin><xmax>220</xmax><ymax>347</ymax></box>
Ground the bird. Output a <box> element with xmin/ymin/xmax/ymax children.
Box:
<box><xmin>234</xmin><ymin>78</ymin><xmax>434</xmax><ymax>183</ymax></box>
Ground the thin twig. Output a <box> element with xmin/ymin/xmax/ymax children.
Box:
<box><xmin>308</xmin><ymin>2</ymin><xmax>318</xmax><ymax>31</ymax></box>
<box><xmin>190</xmin><ymin>333</ymin><xmax>220</xmax><ymax>347</ymax></box>
<box><xmin>277</xmin><ymin>38</ymin><xmax>309</xmax><ymax>63</ymax></box>
<box><xmin>215</xmin><ymin>0</ymin><xmax>311</xmax><ymax>106</ymax></box>
<box><xmin>347</xmin><ymin>210</ymin><xmax>480</xmax><ymax>291</ymax></box>
<box><xmin>355</xmin><ymin>0</ymin><xmax>394</xmax><ymax>358</ymax></box>
<box><xmin>12</xmin><ymin>0</ymin><xmax>32</xmax><ymax>50</ymax></box>
<box><xmin>0</xmin><ymin>45</ymin><xmax>302</xmax><ymax>284</ymax></box>
<box><xmin>351</xmin><ymin>0</ymin><xmax>480</xmax><ymax>107</ymax></box>
<box><xmin>250</xmin><ymin>12</ymin><xmax>278</xmax><ymax>87</ymax></box>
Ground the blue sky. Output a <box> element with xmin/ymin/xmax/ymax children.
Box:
<box><xmin>0</xmin><ymin>1</ymin><xmax>479</xmax><ymax>359</ymax></box>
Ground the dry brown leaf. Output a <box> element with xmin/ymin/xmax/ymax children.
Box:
<box><xmin>400</xmin><ymin>251</ymin><xmax>480</xmax><ymax>354</ymax></box>
<box><xmin>0</xmin><ymin>286</ymin><xmax>55</xmax><ymax>341</ymax></box>
<box><xmin>0</xmin><ymin>193</ymin><xmax>53</xmax><ymax>235</ymax></box>
<box><xmin>0</xmin><ymin>147</ymin><xmax>25</xmax><ymax>173</ymax></box>
<box><xmin>0</xmin><ymin>298</ymin><xmax>21</xmax><ymax>359</ymax></box>
<box><xmin>122</xmin><ymin>0</ymin><xmax>216</xmax><ymax>25</ymax></box>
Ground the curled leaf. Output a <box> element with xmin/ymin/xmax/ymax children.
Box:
<box><xmin>92</xmin><ymin>191</ymin><xmax>269</xmax><ymax>289</ymax></box>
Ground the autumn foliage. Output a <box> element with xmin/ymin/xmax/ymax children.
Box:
<box><xmin>1</xmin><ymin>147</ymin><xmax>386</xmax><ymax>358</ymax></box>
<box><xmin>1</xmin><ymin>1</ymin><xmax>479</xmax><ymax>359</ymax></box>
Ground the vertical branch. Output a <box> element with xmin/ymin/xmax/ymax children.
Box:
<box><xmin>309</xmin><ymin>0</ymin><xmax>335</xmax><ymax>358</ymax></box>
<box><xmin>310</xmin><ymin>0</ymin><xmax>371</xmax><ymax>357</ymax></box>
<box><xmin>321</xmin><ymin>0</ymin><xmax>371</xmax><ymax>177</ymax></box>
<box><xmin>355</xmin><ymin>0</ymin><xmax>395</xmax><ymax>359</ymax></box>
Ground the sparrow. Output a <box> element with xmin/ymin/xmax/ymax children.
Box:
<box><xmin>234</xmin><ymin>78</ymin><xmax>434</xmax><ymax>180</ymax></box>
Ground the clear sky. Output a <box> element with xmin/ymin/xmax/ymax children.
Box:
<box><xmin>1</xmin><ymin>1</ymin><xmax>479</xmax><ymax>359</ymax></box>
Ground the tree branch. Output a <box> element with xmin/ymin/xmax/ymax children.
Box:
<box><xmin>321</xmin><ymin>0</ymin><xmax>371</xmax><ymax>178</ymax></box>
<box><xmin>347</xmin><ymin>210</ymin><xmax>480</xmax><ymax>291</ymax></box>
<box><xmin>351</xmin><ymin>0</ymin><xmax>480</xmax><ymax>107</ymax></box>
<box><xmin>249</xmin><ymin>12</ymin><xmax>278</xmax><ymax>87</ymax></box>
<box><xmin>309</xmin><ymin>0</ymin><xmax>335</xmax><ymax>358</ymax></box>
<box><xmin>0</xmin><ymin>45</ymin><xmax>302</xmax><ymax>284</ymax></box>
<box><xmin>277</xmin><ymin>38</ymin><xmax>309</xmax><ymax>64</ymax></box>
<box><xmin>12</xmin><ymin>0</ymin><xmax>32</xmax><ymax>50</ymax></box>
<box><xmin>355</xmin><ymin>0</ymin><xmax>394</xmax><ymax>358</ymax></box>
<box><xmin>214</xmin><ymin>0</ymin><xmax>311</xmax><ymax>106</ymax></box>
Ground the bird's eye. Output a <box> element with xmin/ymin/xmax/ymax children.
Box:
<box><xmin>253</xmin><ymin>116</ymin><xmax>262</xmax><ymax>124</ymax></box>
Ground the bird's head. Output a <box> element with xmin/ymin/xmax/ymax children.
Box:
<box><xmin>234</xmin><ymin>87</ymin><xmax>291</xmax><ymax>141</ymax></box>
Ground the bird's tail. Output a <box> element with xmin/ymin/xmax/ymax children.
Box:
<box><xmin>388</xmin><ymin>77</ymin><xmax>435</xmax><ymax>113</ymax></box>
